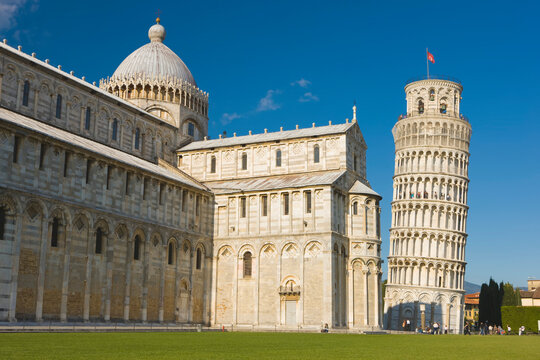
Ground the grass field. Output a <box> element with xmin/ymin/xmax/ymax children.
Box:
<box><xmin>0</xmin><ymin>332</ymin><xmax>539</xmax><ymax>359</ymax></box>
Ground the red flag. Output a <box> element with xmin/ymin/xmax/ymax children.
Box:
<box><xmin>427</xmin><ymin>51</ymin><xmax>435</xmax><ymax>64</ymax></box>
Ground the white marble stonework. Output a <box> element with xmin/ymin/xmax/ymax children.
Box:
<box><xmin>384</xmin><ymin>78</ymin><xmax>472</xmax><ymax>334</ymax></box>
<box><xmin>0</xmin><ymin>20</ymin><xmax>383</xmax><ymax>330</ymax></box>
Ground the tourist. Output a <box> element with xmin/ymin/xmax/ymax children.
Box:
<box><xmin>321</xmin><ymin>323</ymin><xmax>329</xmax><ymax>333</ymax></box>
<box><xmin>444</xmin><ymin>324</ymin><xmax>448</xmax><ymax>334</ymax></box>
<box><xmin>488</xmin><ymin>324</ymin><xmax>493</xmax><ymax>335</ymax></box>
<box><xmin>507</xmin><ymin>325</ymin><xmax>511</xmax><ymax>335</ymax></box>
<box><xmin>479</xmin><ymin>322</ymin><xmax>484</xmax><ymax>335</ymax></box>
<box><xmin>519</xmin><ymin>325</ymin><xmax>525</xmax><ymax>336</ymax></box>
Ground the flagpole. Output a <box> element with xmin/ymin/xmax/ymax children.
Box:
<box><xmin>426</xmin><ymin>48</ymin><xmax>429</xmax><ymax>79</ymax></box>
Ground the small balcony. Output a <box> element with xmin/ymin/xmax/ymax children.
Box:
<box><xmin>279</xmin><ymin>285</ymin><xmax>301</xmax><ymax>296</ymax></box>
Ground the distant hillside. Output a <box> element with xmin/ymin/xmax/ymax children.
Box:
<box><xmin>464</xmin><ymin>281</ymin><xmax>481</xmax><ymax>294</ymax></box>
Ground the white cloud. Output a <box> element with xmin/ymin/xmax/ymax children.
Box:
<box><xmin>0</xmin><ymin>0</ymin><xmax>30</xmax><ymax>30</ymax></box>
<box><xmin>299</xmin><ymin>92</ymin><xmax>319</xmax><ymax>103</ymax></box>
<box><xmin>291</xmin><ymin>78</ymin><xmax>311</xmax><ymax>88</ymax></box>
<box><xmin>256</xmin><ymin>89</ymin><xmax>281</xmax><ymax>112</ymax></box>
<box><xmin>220</xmin><ymin>112</ymin><xmax>242</xmax><ymax>125</ymax></box>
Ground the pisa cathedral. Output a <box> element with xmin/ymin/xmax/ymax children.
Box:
<box><xmin>0</xmin><ymin>20</ymin><xmax>384</xmax><ymax>330</ymax></box>
<box><xmin>384</xmin><ymin>78</ymin><xmax>471</xmax><ymax>333</ymax></box>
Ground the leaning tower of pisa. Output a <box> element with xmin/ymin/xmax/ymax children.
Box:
<box><xmin>384</xmin><ymin>76</ymin><xmax>471</xmax><ymax>334</ymax></box>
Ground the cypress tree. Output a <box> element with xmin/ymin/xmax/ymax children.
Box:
<box><xmin>497</xmin><ymin>281</ymin><xmax>504</xmax><ymax>326</ymax></box>
<box><xmin>479</xmin><ymin>283</ymin><xmax>489</xmax><ymax>323</ymax></box>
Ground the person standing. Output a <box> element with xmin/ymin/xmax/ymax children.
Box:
<box><xmin>507</xmin><ymin>325</ymin><xmax>511</xmax><ymax>335</ymax></box>
<box><xmin>444</xmin><ymin>324</ymin><xmax>448</xmax><ymax>334</ymax></box>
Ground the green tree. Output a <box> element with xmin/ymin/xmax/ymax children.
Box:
<box><xmin>479</xmin><ymin>278</ymin><xmax>504</xmax><ymax>326</ymax></box>
<box><xmin>479</xmin><ymin>283</ymin><xmax>489</xmax><ymax>323</ymax></box>
<box><xmin>502</xmin><ymin>282</ymin><xmax>521</xmax><ymax>306</ymax></box>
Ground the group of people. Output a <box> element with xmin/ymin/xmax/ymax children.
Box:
<box><xmin>414</xmin><ymin>322</ymin><xmax>449</xmax><ymax>334</ymax></box>
<box><xmin>476</xmin><ymin>322</ymin><xmax>527</xmax><ymax>335</ymax></box>
<box><xmin>407</xmin><ymin>321</ymin><xmax>529</xmax><ymax>335</ymax></box>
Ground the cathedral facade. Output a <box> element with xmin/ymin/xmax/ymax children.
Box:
<box><xmin>0</xmin><ymin>20</ymin><xmax>382</xmax><ymax>329</ymax></box>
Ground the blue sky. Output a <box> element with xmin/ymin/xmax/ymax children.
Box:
<box><xmin>1</xmin><ymin>0</ymin><xmax>538</xmax><ymax>287</ymax></box>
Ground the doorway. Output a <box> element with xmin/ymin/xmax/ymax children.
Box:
<box><xmin>285</xmin><ymin>300</ymin><xmax>296</xmax><ymax>325</ymax></box>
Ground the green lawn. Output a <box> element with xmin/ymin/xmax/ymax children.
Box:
<box><xmin>0</xmin><ymin>332</ymin><xmax>539</xmax><ymax>359</ymax></box>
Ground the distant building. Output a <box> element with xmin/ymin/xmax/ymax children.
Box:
<box><xmin>464</xmin><ymin>292</ymin><xmax>479</xmax><ymax>322</ymax></box>
<box><xmin>520</xmin><ymin>280</ymin><xmax>540</xmax><ymax>307</ymax></box>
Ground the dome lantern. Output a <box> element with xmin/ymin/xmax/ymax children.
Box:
<box><xmin>148</xmin><ymin>18</ymin><xmax>166</xmax><ymax>43</ymax></box>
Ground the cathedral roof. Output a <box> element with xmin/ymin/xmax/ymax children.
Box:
<box><xmin>178</xmin><ymin>122</ymin><xmax>357</xmax><ymax>152</ymax></box>
<box><xmin>204</xmin><ymin>170</ymin><xmax>347</xmax><ymax>194</ymax></box>
<box><xmin>111</xmin><ymin>19</ymin><xmax>196</xmax><ymax>86</ymax></box>
<box><xmin>349</xmin><ymin>180</ymin><xmax>381</xmax><ymax>197</ymax></box>
<box><xmin>0</xmin><ymin>107</ymin><xmax>207</xmax><ymax>191</ymax></box>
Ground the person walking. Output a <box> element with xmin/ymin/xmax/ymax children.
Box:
<box><xmin>507</xmin><ymin>325</ymin><xmax>511</xmax><ymax>335</ymax></box>
<box><xmin>444</xmin><ymin>324</ymin><xmax>448</xmax><ymax>334</ymax></box>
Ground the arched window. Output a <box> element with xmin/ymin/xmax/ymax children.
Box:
<box><xmin>12</xmin><ymin>136</ymin><xmax>20</xmax><ymax>163</ymax></box>
<box><xmin>240</xmin><ymin>197</ymin><xmax>246</xmax><ymax>218</ymax></box>
<box><xmin>168</xmin><ymin>242</ymin><xmax>175</xmax><ymax>265</ymax></box>
<box><xmin>112</xmin><ymin>119</ymin><xmax>118</xmax><ymax>141</ymax></box>
<box><xmin>429</xmin><ymin>89</ymin><xmax>435</xmax><ymax>101</ymax></box>
<box><xmin>22</xmin><ymin>80</ymin><xmax>30</xmax><ymax>106</ymax></box>
<box><xmin>418</xmin><ymin>100</ymin><xmax>424</xmax><ymax>114</ymax></box>
<box><xmin>39</xmin><ymin>143</ymin><xmax>47</xmax><ymax>170</ymax></box>
<box><xmin>188</xmin><ymin>122</ymin><xmax>195</xmax><ymax>137</ymax></box>
<box><xmin>352</xmin><ymin>202</ymin><xmax>358</xmax><ymax>215</ymax></box>
<box><xmin>365</xmin><ymin>206</ymin><xmax>369</xmax><ymax>234</ymax></box>
<box><xmin>85</xmin><ymin>107</ymin><xmax>91</xmax><ymax>130</ymax></box>
<box><xmin>95</xmin><ymin>228</ymin><xmax>103</xmax><ymax>254</ymax></box>
<box><xmin>440</xmin><ymin>103</ymin><xmax>447</xmax><ymax>114</ymax></box>
<box><xmin>55</xmin><ymin>94</ymin><xmax>62</xmax><ymax>119</ymax></box>
<box><xmin>283</xmin><ymin>193</ymin><xmax>290</xmax><ymax>215</ymax></box>
<box><xmin>0</xmin><ymin>207</ymin><xmax>6</xmax><ymax>240</ymax></box>
<box><xmin>51</xmin><ymin>217</ymin><xmax>59</xmax><ymax>247</ymax></box>
<box><xmin>243</xmin><ymin>251</ymin><xmax>252</xmax><ymax>277</ymax></box>
<box><xmin>133</xmin><ymin>235</ymin><xmax>141</xmax><ymax>260</ymax></box>
<box><xmin>305</xmin><ymin>191</ymin><xmax>312</xmax><ymax>214</ymax></box>
<box><xmin>314</xmin><ymin>145</ymin><xmax>320</xmax><ymax>163</ymax></box>
<box><xmin>261</xmin><ymin>195</ymin><xmax>268</xmax><ymax>216</ymax></box>
<box><xmin>276</xmin><ymin>149</ymin><xmax>282</xmax><ymax>167</ymax></box>
<box><xmin>210</xmin><ymin>156</ymin><xmax>216</xmax><ymax>173</ymax></box>
<box><xmin>241</xmin><ymin>153</ymin><xmax>247</xmax><ymax>170</ymax></box>
<box><xmin>196</xmin><ymin>248</ymin><xmax>202</xmax><ymax>269</ymax></box>
<box><xmin>134</xmin><ymin>128</ymin><xmax>140</xmax><ymax>150</ymax></box>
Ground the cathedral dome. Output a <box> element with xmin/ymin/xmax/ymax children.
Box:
<box><xmin>111</xmin><ymin>19</ymin><xmax>196</xmax><ymax>86</ymax></box>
